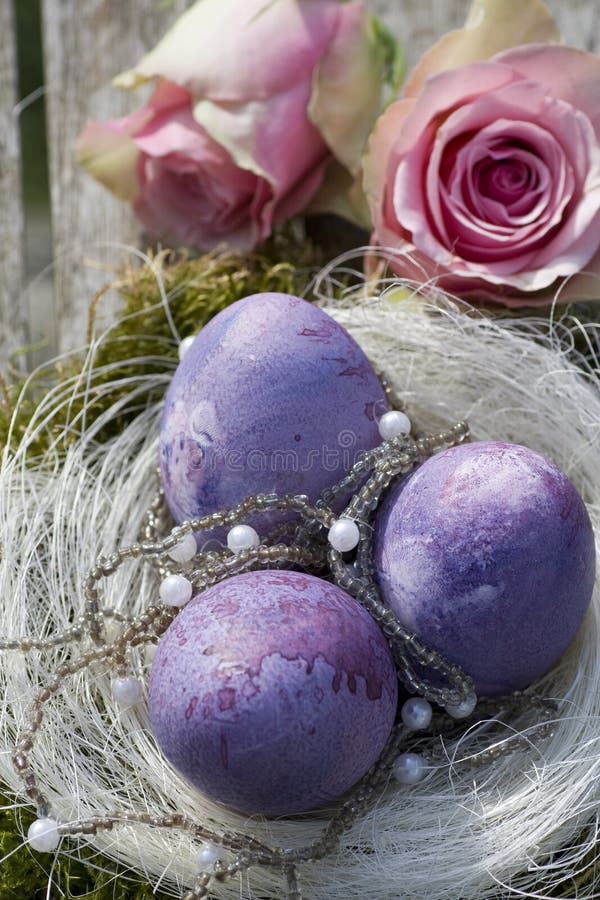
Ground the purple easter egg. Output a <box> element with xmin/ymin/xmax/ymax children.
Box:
<box><xmin>159</xmin><ymin>293</ymin><xmax>387</xmax><ymax>542</ymax></box>
<box><xmin>374</xmin><ymin>441</ymin><xmax>596</xmax><ymax>696</ymax></box>
<box><xmin>148</xmin><ymin>570</ymin><xmax>398</xmax><ymax>815</ymax></box>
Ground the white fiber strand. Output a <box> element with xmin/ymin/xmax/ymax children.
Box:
<box><xmin>0</xmin><ymin>287</ymin><xmax>599</xmax><ymax>898</ymax></box>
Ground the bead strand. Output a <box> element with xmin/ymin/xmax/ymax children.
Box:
<box><xmin>13</xmin><ymin>643</ymin><xmax>113</xmax><ymax>816</ymax></box>
<box><xmin>0</xmin><ymin>622</ymin><xmax>84</xmax><ymax>652</ymax></box>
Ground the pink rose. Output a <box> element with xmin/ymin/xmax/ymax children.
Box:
<box><xmin>363</xmin><ymin>0</ymin><xmax>600</xmax><ymax>306</ymax></box>
<box><xmin>77</xmin><ymin>0</ymin><xmax>390</xmax><ymax>251</ymax></box>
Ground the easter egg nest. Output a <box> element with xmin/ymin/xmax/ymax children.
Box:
<box><xmin>0</xmin><ymin>249</ymin><xmax>599</xmax><ymax>900</ymax></box>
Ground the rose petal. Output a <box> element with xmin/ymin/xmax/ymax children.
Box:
<box><xmin>115</xmin><ymin>0</ymin><xmax>340</xmax><ymax>101</ymax></box>
<box><xmin>362</xmin><ymin>98</ymin><xmax>416</xmax><ymax>235</ymax></box>
<box><xmin>403</xmin><ymin>0</ymin><xmax>560</xmax><ymax>99</ymax></box>
<box><xmin>134</xmin><ymin>152</ymin><xmax>273</xmax><ymax>252</ymax></box>
<box><xmin>134</xmin><ymin>107</ymin><xmax>226</xmax><ymax>167</ymax></box>
<box><xmin>76</xmin><ymin>111</ymin><xmax>149</xmax><ymax>202</ymax></box>
<box><xmin>192</xmin><ymin>81</ymin><xmax>328</xmax><ymax>201</ymax></box>
<box><xmin>308</xmin><ymin>2</ymin><xmax>384</xmax><ymax>174</ymax></box>
<box><xmin>493</xmin><ymin>44</ymin><xmax>600</xmax><ymax>138</ymax></box>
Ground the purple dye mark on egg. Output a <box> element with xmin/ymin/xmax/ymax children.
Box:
<box><xmin>218</xmin><ymin>688</ymin><xmax>236</xmax><ymax>711</ymax></box>
<box><xmin>298</xmin><ymin>324</ymin><xmax>337</xmax><ymax>342</ymax></box>
<box><xmin>364</xmin><ymin>399</ymin><xmax>388</xmax><ymax>422</ymax></box>
<box><xmin>185</xmin><ymin>696</ymin><xmax>199</xmax><ymax>721</ymax></box>
<box><xmin>338</xmin><ymin>365</ymin><xmax>368</xmax><ymax>377</ymax></box>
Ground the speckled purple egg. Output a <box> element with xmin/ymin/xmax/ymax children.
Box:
<box><xmin>159</xmin><ymin>293</ymin><xmax>387</xmax><ymax>541</ymax></box>
<box><xmin>374</xmin><ymin>441</ymin><xmax>596</xmax><ymax>697</ymax></box>
<box><xmin>149</xmin><ymin>570</ymin><xmax>398</xmax><ymax>816</ymax></box>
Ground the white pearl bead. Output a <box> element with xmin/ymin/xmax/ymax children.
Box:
<box><xmin>159</xmin><ymin>573</ymin><xmax>193</xmax><ymax>608</ymax></box>
<box><xmin>445</xmin><ymin>692</ymin><xmax>478</xmax><ymax>719</ymax></box>
<box><xmin>196</xmin><ymin>840</ymin><xmax>221</xmax><ymax>871</ymax></box>
<box><xmin>328</xmin><ymin>518</ymin><xmax>360</xmax><ymax>552</ymax></box>
<box><xmin>168</xmin><ymin>533</ymin><xmax>197</xmax><ymax>563</ymax></box>
<box><xmin>28</xmin><ymin>817</ymin><xmax>60</xmax><ymax>852</ymax></box>
<box><xmin>393</xmin><ymin>752</ymin><xmax>427</xmax><ymax>785</ymax></box>
<box><xmin>401</xmin><ymin>697</ymin><xmax>433</xmax><ymax>731</ymax></box>
<box><xmin>112</xmin><ymin>676</ymin><xmax>143</xmax><ymax>707</ymax></box>
<box><xmin>227</xmin><ymin>524</ymin><xmax>260</xmax><ymax>553</ymax></box>
<box><xmin>178</xmin><ymin>335</ymin><xmax>196</xmax><ymax>360</ymax></box>
<box><xmin>378</xmin><ymin>410</ymin><xmax>412</xmax><ymax>440</ymax></box>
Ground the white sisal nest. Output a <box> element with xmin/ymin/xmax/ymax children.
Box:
<box><xmin>0</xmin><ymin>284</ymin><xmax>599</xmax><ymax>899</ymax></box>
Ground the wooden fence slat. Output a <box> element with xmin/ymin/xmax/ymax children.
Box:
<box><xmin>40</xmin><ymin>0</ymin><xmax>190</xmax><ymax>354</ymax></box>
<box><xmin>0</xmin><ymin>0</ymin><xmax>25</xmax><ymax>369</ymax></box>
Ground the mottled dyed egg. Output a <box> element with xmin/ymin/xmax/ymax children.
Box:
<box><xmin>374</xmin><ymin>441</ymin><xmax>596</xmax><ymax>696</ymax></box>
<box><xmin>149</xmin><ymin>570</ymin><xmax>398</xmax><ymax>815</ymax></box>
<box><xmin>159</xmin><ymin>293</ymin><xmax>387</xmax><ymax>541</ymax></box>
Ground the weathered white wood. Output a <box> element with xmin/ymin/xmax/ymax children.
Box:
<box><xmin>40</xmin><ymin>0</ymin><xmax>190</xmax><ymax>353</ymax></box>
<box><xmin>0</xmin><ymin>0</ymin><xmax>26</xmax><ymax>368</ymax></box>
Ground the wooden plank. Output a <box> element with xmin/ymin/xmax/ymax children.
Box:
<box><xmin>0</xmin><ymin>0</ymin><xmax>26</xmax><ymax>369</ymax></box>
<box><xmin>40</xmin><ymin>0</ymin><xmax>190</xmax><ymax>354</ymax></box>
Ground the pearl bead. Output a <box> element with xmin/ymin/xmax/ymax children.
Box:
<box><xmin>28</xmin><ymin>817</ymin><xmax>59</xmax><ymax>852</ymax></box>
<box><xmin>378</xmin><ymin>410</ymin><xmax>412</xmax><ymax>440</ymax></box>
<box><xmin>227</xmin><ymin>524</ymin><xmax>260</xmax><ymax>553</ymax></box>
<box><xmin>393</xmin><ymin>752</ymin><xmax>427</xmax><ymax>785</ymax></box>
<box><xmin>401</xmin><ymin>697</ymin><xmax>433</xmax><ymax>731</ymax></box>
<box><xmin>196</xmin><ymin>840</ymin><xmax>221</xmax><ymax>872</ymax></box>
<box><xmin>112</xmin><ymin>676</ymin><xmax>143</xmax><ymax>707</ymax></box>
<box><xmin>178</xmin><ymin>335</ymin><xmax>196</xmax><ymax>361</ymax></box>
<box><xmin>168</xmin><ymin>533</ymin><xmax>197</xmax><ymax>564</ymax></box>
<box><xmin>328</xmin><ymin>518</ymin><xmax>360</xmax><ymax>553</ymax></box>
<box><xmin>445</xmin><ymin>692</ymin><xmax>478</xmax><ymax>719</ymax></box>
<box><xmin>159</xmin><ymin>573</ymin><xmax>193</xmax><ymax>608</ymax></box>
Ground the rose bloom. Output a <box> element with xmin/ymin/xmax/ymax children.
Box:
<box><xmin>363</xmin><ymin>0</ymin><xmax>600</xmax><ymax>306</ymax></box>
<box><xmin>77</xmin><ymin>0</ymin><xmax>386</xmax><ymax>251</ymax></box>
